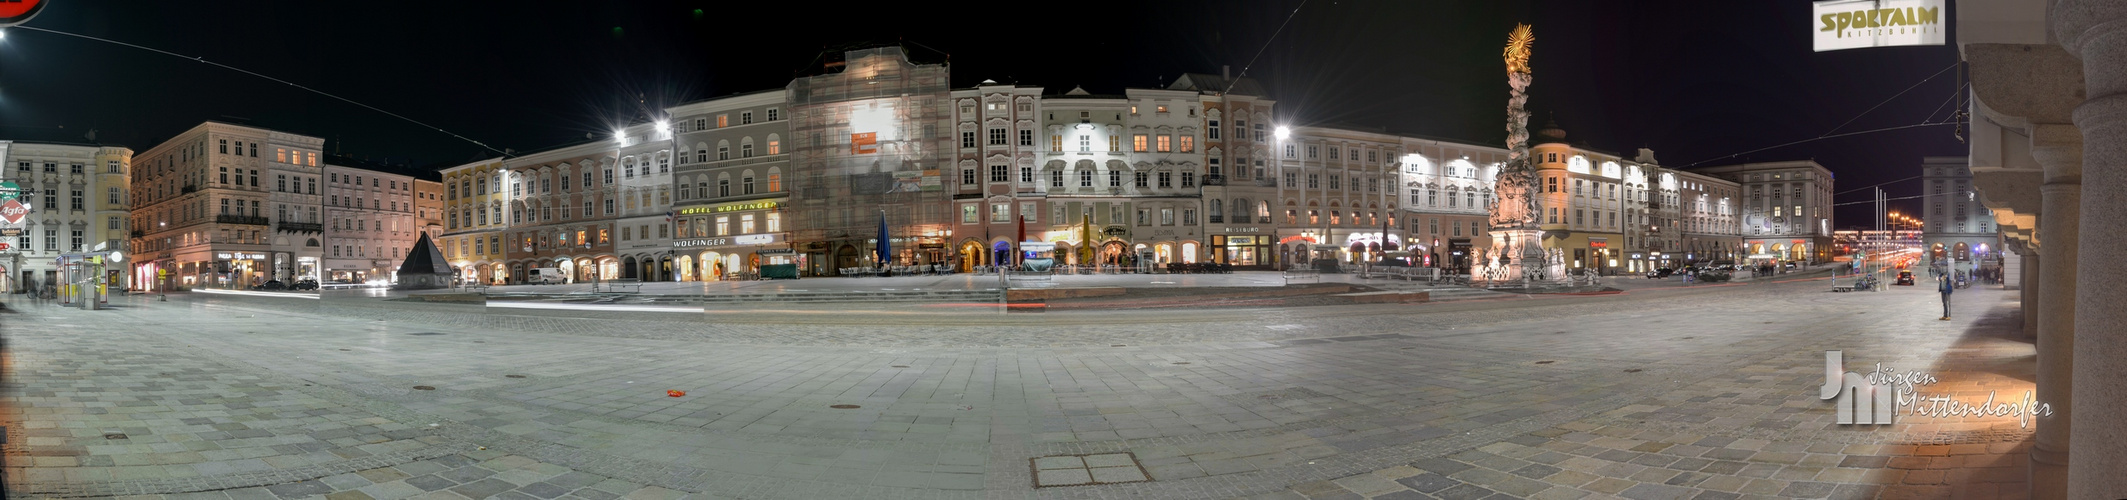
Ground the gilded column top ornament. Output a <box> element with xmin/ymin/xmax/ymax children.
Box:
<box><xmin>1505</xmin><ymin>24</ymin><xmax>1534</xmax><ymax>75</ymax></box>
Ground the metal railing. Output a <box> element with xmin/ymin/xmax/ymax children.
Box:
<box><xmin>216</xmin><ymin>215</ymin><xmax>270</xmax><ymax>226</ymax></box>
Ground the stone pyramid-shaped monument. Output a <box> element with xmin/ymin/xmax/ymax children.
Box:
<box><xmin>393</xmin><ymin>232</ymin><xmax>455</xmax><ymax>290</ymax></box>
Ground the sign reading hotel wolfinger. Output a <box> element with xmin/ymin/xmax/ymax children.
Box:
<box><xmin>1813</xmin><ymin>0</ymin><xmax>1946</xmax><ymax>52</ymax></box>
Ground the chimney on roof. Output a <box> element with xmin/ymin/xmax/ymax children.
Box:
<box><xmin>1222</xmin><ymin>65</ymin><xmax>1231</xmax><ymax>80</ymax></box>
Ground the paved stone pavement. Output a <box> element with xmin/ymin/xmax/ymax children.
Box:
<box><xmin>1</xmin><ymin>277</ymin><xmax>2036</xmax><ymax>499</ymax></box>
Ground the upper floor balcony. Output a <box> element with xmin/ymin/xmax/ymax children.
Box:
<box><xmin>216</xmin><ymin>214</ymin><xmax>270</xmax><ymax>226</ymax></box>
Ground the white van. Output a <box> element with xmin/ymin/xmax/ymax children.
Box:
<box><xmin>526</xmin><ymin>267</ymin><xmax>566</xmax><ymax>284</ymax></box>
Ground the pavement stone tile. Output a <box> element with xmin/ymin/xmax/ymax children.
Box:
<box><xmin>0</xmin><ymin>276</ymin><xmax>2048</xmax><ymax>500</ymax></box>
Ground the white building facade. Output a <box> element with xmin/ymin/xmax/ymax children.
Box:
<box><xmin>0</xmin><ymin>141</ymin><xmax>133</xmax><ymax>293</ymax></box>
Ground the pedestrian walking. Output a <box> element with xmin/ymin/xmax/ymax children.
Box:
<box><xmin>1939</xmin><ymin>275</ymin><xmax>1955</xmax><ymax>320</ymax></box>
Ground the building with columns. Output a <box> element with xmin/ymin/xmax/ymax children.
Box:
<box><xmin>607</xmin><ymin>119</ymin><xmax>677</xmax><ymax>280</ymax></box>
<box><xmin>1525</xmin><ymin>123</ymin><xmax>1633</xmax><ymax>276</ymax></box>
<box><xmin>1957</xmin><ymin>0</ymin><xmax>2127</xmax><ymax>495</ymax></box>
<box><xmin>438</xmin><ymin>158</ymin><xmax>508</xmax><ymax>284</ymax></box>
<box><xmin>1395</xmin><ymin>138</ymin><xmax>1506</xmax><ymax>272</ymax></box>
<box><xmin>1273</xmin><ymin>126</ymin><xmax>1405</xmax><ymax>269</ymax></box>
<box><xmin>784</xmin><ymin>47</ymin><xmax>954</xmax><ymax>276</ymax></box>
<box><xmin>0</xmin><ymin>141</ymin><xmax>133</xmax><ymax>293</ymax></box>
<box><xmin>1918</xmin><ymin>156</ymin><xmax>1999</xmax><ymax>272</ymax></box>
<box><xmin>953</xmin><ymin>81</ymin><xmax>1047</xmax><ymax>269</ymax></box>
<box><xmin>1166</xmin><ymin>71</ymin><xmax>1279</xmax><ymax>268</ymax></box>
<box><xmin>319</xmin><ymin>162</ymin><xmax>416</xmax><ymax>284</ymax></box>
<box><xmin>498</xmin><ymin>141</ymin><xmax>618</xmax><ymax>284</ymax></box>
<box><xmin>414</xmin><ymin>178</ymin><xmax>443</xmax><ymax>241</ymax></box>
<box><xmin>667</xmin><ymin>89</ymin><xmax>796</xmax><ymax>280</ymax></box>
<box><xmin>1690</xmin><ymin>160</ymin><xmax>1835</xmax><ymax>265</ymax></box>
<box><xmin>127</xmin><ymin>122</ymin><xmax>324</xmax><ymax>290</ymax></box>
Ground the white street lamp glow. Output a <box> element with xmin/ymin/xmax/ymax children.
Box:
<box><xmin>613</xmin><ymin>130</ymin><xmax>626</xmax><ymax>142</ymax></box>
<box><xmin>1274</xmin><ymin>126</ymin><xmax>1291</xmax><ymax>140</ymax></box>
<box><xmin>654</xmin><ymin>120</ymin><xmax>670</xmax><ymax>133</ymax></box>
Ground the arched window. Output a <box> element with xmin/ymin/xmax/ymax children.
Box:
<box><xmin>766</xmin><ymin>167</ymin><xmax>782</xmax><ymax>192</ymax></box>
<box><xmin>716</xmin><ymin>140</ymin><xmax>731</xmax><ymax>161</ymax></box>
<box><xmin>717</xmin><ymin>173</ymin><xmax>731</xmax><ymax>197</ymax></box>
<box><xmin>694</xmin><ymin>143</ymin><xmax>708</xmax><ymax>163</ymax></box>
<box><xmin>766</xmin><ymin>134</ymin><xmax>782</xmax><ymax>155</ymax></box>
<box><xmin>1209</xmin><ymin>199</ymin><xmax>1223</xmax><ymax>220</ymax></box>
<box><xmin>742</xmin><ymin>169</ymin><xmax>757</xmax><ymax>195</ymax></box>
<box><xmin>741</xmin><ymin>137</ymin><xmax>755</xmax><ymax>158</ymax></box>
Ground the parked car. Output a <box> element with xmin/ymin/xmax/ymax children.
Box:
<box><xmin>291</xmin><ymin>279</ymin><xmax>318</xmax><ymax>291</ymax></box>
<box><xmin>1646</xmin><ymin>268</ymin><xmax>1676</xmax><ymax>279</ymax></box>
<box><xmin>1895</xmin><ymin>271</ymin><xmax>1916</xmax><ymax>286</ymax></box>
<box><xmin>257</xmin><ymin>280</ymin><xmax>287</xmax><ymax>291</ymax></box>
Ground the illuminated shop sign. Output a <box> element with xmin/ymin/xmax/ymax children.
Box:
<box><xmin>215</xmin><ymin>252</ymin><xmax>268</xmax><ymax>260</ymax></box>
<box><xmin>672</xmin><ymin>233</ymin><xmax>782</xmax><ymax>248</ymax></box>
<box><xmin>676</xmin><ymin>201</ymin><xmax>783</xmax><ymax>216</ymax></box>
<box><xmin>1813</xmin><ymin>0</ymin><xmax>1944</xmax><ymax>52</ymax></box>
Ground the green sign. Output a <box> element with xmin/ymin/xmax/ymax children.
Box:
<box><xmin>0</xmin><ymin>181</ymin><xmax>17</xmax><ymax>203</ymax></box>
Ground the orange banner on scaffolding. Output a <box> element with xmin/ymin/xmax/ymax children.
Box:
<box><xmin>850</xmin><ymin>132</ymin><xmax>877</xmax><ymax>154</ymax></box>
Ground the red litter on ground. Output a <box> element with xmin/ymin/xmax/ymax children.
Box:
<box><xmin>667</xmin><ymin>390</ymin><xmax>686</xmax><ymax>397</ymax></box>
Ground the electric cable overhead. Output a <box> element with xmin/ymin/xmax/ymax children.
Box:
<box><xmin>15</xmin><ymin>25</ymin><xmax>510</xmax><ymax>157</ymax></box>
<box><xmin>1679</xmin><ymin>60</ymin><xmax>1963</xmax><ymax>169</ymax></box>
<box><xmin>1225</xmin><ymin>0</ymin><xmax>1309</xmax><ymax>94</ymax></box>
<box><xmin>1834</xmin><ymin>175</ymin><xmax>1922</xmax><ymax>196</ymax></box>
<box><xmin>1821</xmin><ymin>61</ymin><xmax>1960</xmax><ymax>137</ymax></box>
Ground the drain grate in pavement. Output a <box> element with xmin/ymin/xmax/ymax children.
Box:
<box><xmin>1534</xmin><ymin>360</ymin><xmax>1555</xmax><ymax>364</ymax></box>
<box><xmin>407</xmin><ymin>332</ymin><xmax>445</xmax><ymax>336</ymax></box>
<box><xmin>891</xmin><ymin>365</ymin><xmax>909</xmax><ymax>368</ymax></box>
<box><xmin>829</xmin><ymin>404</ymin><xmax>861</xmax><ymax>409</ymax></box>
<box><xmin>412</xmin><ymin>386</ymin><xmax>436</xmax><ymax>391</ymax></box>
<box><xmin>505</xmin><ymin>375</ymin><xmax>527</xmax><ymax>378</ymax></box>
<box><xmin>1030</xmin><ymin>452</ymin><xmax>1150</xmax><ymax>488</ymax></box>
<box><xmin>1623</xmin><ymin>369</ymin><xmax>1643</xmax><ymax>373</ymax></box>
<box><xmin>103</xmin><ymin>432</ymin><xmax>127</xmax><ymax>440</ymax></box>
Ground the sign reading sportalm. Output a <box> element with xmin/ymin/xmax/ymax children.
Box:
<box><xmin>1813</xmin><ymin>0</ymin><xmax>1945</xmax><ymax>52</ymax></box>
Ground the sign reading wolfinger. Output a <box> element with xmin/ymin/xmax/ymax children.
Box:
<box><xmin>1814</xmin><ymin>0</ymin><xmax>1946</xmax><ymax>52</ymax></box>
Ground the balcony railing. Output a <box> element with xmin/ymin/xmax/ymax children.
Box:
<box><xmin>277</xmin><ymin>222</ymin><xmax>323</xmax><ymax>233</ymax></box>
<box><xmin>181</xmin><ymin>185</ymin><xmax>199</xmax><ymax>194</ymax></box>
<box><xmin>1202</xmin><ymin>175</ymin><xmax>1227</xmax><ymax>186</ymax></box>
<box><xmin>216</xmin><ymin>214</ymin><xmax>270</xmax><ymax>226</ymax></box>
<box><xmin>1208</xmin><ymin>215</ymin><xmax>1224</xmax><ymax>223</ymax></box>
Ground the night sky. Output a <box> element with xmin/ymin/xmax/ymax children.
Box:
<box><xmin>1</xmin><ymin>1</ymin><xmax>1965</xmax><ymax>227</ymax></box>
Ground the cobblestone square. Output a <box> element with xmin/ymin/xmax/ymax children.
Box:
<box><xmin>2</xmin><ymin>276</ymin><xmax>2038</xmax><ymax>498</ymax></box>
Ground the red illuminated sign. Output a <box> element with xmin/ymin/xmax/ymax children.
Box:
<box><xmin>0</xmin><ymin>0</ymin><xmax>47</xmax><ymax>27</ymax></box>
<box><xmin>0</xmin><ymin>199</ymin><xmax>26</xmax><ymax>224</ymax></box>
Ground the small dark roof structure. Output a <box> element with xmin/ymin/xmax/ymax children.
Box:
<box><xmin>396</xmin><ymin>232</ymin><xmax>453</xmax><ymax>276</ymax></box>
<box><xmin>1166</xmin><ymin>73</ymin><xmax>1269</xmax><ymax>96</ymax></box>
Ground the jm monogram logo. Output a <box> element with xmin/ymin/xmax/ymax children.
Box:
<box><xmin>1820</xmin><ymin>350</ymin><xmax>1896</xmax><ymax>425</ymax></box>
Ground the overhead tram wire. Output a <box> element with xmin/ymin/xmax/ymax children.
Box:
<box><xmin>1821</xmin><ymin>60</ymin><xmax>1961</xmax><ymax>137</ymax></box>
<box><xmin>1224</xmin><ymin>0</ymin><xmax>1309</xmax><ymax>94</ymax></box>
<box><xmin>16</xmin><ymin>25</ymin><xmax>510</xmax><ymax>157</ymax></box>
<box><xmin>1834</xmin><ymin>175</ymin><xmax>1922</xmax><ymax>196</ymax></box>
<box><xmin>1677</xmin><ymin>121</ymin><xmax>1961</xmax><ymax>169</ymax></box>
<box><xmin>1678</xmin><ymin>60</ymin><xmax>1964</xmax><ymax>169</ymax></box>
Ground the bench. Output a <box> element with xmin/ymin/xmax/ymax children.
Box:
<box><xmin>1283</xmin><ymin>268</ymin><xmax>1320</xmax><ymax>283</ymax></box>
<box><xmin>599</xmin><ymin>278</ymin><xmax>644</xmax><ymax>293</ymax></box>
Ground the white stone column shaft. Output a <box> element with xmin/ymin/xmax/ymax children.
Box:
<box><xmin>2027</xmin><ymin>124</ymin><xmax>2082</xmax><ymax>498</ymax></box>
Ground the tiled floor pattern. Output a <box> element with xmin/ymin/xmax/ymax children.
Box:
<box><xmin>2</xmin><ymin>279</ymin><xmax>2036</xmax><ymax>499</ymax></box>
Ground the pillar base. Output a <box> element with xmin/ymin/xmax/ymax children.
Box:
<box><xmin>2032</xmin><ymin>446</ymin><xmax>2069</xmax><ymax>500</ymax></box>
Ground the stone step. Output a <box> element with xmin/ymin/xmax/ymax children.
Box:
<box><xmin>648</xmin><ymin>290</ymin><xmax>1006</xmax><ymax>304</ymax></box>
